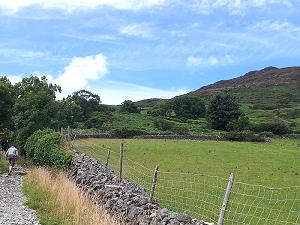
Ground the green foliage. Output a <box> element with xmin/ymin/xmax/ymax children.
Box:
<box><xmin>67</xmin><ymin>89</ymin><xmax>103</xmax><ymax>121</ymax></box>
<box><xmin>224</xmin><ymin>131</ymin><xmax>265</xmax><ymax>142</ymax></box>
<box><xmin>207</xmin><ymin>94</ymin><xmax>242</xmax><ymax>130</ymax></box>
<box><xmin>112</xmin><ymin>127</ymin><xmax>144</xmax><ymax>138</ymax></box>
<box><xmin>251</xmin><ymin>122</ymin><xmax>291</xmax><ymax>135</ymax></box>
<box><xmin>0</xmin><ymin>157</ymin><xmax>6</xmax><ymax>174</ymax></box>
<box><xmin>24</xmin><ymin>129</ymin><xmax>72</xmax><ymax>169</ymax></box>
<box><xmin>84</xmin><ymin>111</ymin><xmax>112</xmax><ymax>129</ymax></box>
<box><xmin>121</xmin><ymin>100</ymin><xmax>140</xmax><ymax>113</ymax></box>
<box><xmin>226</xmin><ymin>116</ymin><xmax>251</xmax><ymax>131</ymax></box>
<box><xmin>154</xmin><ymin>96</ymin><xmax>206</xmax><ymax>120</ymax></box>
<box><xmin>171</xmin><ymin>96</ymin><xmax>206</xmax><ymax>119</ymax></box>
<box><xmin>13</xmin><ymin>76</ymin><xmax>60</xmax><ymax>151</ymax></box>
<box><xmin>23</xmin><ymin>173</ymin><xmax>64</xmax><ymax>225</ymax></box>
<box><xmin>153</xmin><ymin>118</ymin><xmax>175</xmax><ymax>131</ymax></box>
<box><xmin>0</xmin><ymin>77</ymin><xmax>15</xmax><ymax>131</ymax></box>
<box><xmin>54</xmin><ymin>99</ymin><xmax>82</xmax><ymax>129</ymax></box>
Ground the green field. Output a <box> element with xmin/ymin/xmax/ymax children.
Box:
<box><xmin>75</xmin><ymin>138</ymin><xmax>300</xmax><ymax>224</ymax></box>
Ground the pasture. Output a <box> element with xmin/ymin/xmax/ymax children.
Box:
<box><xmin>75</xmin><ymin>138</ymin><xmax>300</xmax><ymax>224</ymax></box>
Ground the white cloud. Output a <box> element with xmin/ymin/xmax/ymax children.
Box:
<box><xmin>92</xmin><ymin>81</ymin><xmax>189</xmax><ymax>105</ymax></box>
<box><xmin>186</xmin><ymin>0</ymin><xmax>293</xmax><ymax>15</ymax></box>
<box><xmin>186</xmin><ymin>55</ymin><xmax>233</xmax><ymax>68</ymax></box>
<box><xmin>5</xmin><ymin>75</ymin><xmax>22</xmax><ymax>84</ymax></box>
<box><xmin>0</xmin><ymin>0</ymin><xmax>167</xmax><ymax>13</ymax></box>
<box><xmin>252</xmin><ymin>20</ymin><xmax>300</xmax><ymax>32</ymax></box>
<box><xmin>120</xmin><ymin>23</ymin><xmax>154</xmax><ymax>39</ymax></box>
<box><xmin>0</xmin><ymin>48</ymin><xmax>47</xmax><ymax>59</ymax></box>
<box><xmin>54</xmin><ymin>53</ymin><xmax>108</xmax><ymax>98</ymax></box>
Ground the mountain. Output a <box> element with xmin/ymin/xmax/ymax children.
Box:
<box><xmin>188</xmin><ymin>66</ymin><xmax>300</xmax><ymax>107</ymax></box>
<box><xmin>135</xmin><ymin>66</ymin><xmax>300</xmax><ymax>133</ymax></box>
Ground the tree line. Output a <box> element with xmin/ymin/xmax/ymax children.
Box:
<box><xmin>0</xmin><ymin>75</ymin><xmax>291</xmax><ymax>153</ymax></box>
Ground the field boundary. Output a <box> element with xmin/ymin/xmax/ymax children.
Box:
<box><xmin>72</xmin><ymin>137</ymin><xmax>300</xmax><ymax>225</ymax></box>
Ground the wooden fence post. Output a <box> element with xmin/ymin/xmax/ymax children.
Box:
<box><xmin>150</xmin><ymin>165</ymin><xmax>159</xmax><ymax>202</ymax></box>
<box><xmin>119</xmin><ymin>143</ymin><xmax>124</xmax><ymax>181</ymax></box>
<box><xmin>218</xmin><ymin>173</ymin><xmax>235</xmax><ymax>225</ymax></box>
<box><xmin>105</xmin><ymin>147</ymin><xmax>111</xmax><ymax>168</ymax></box>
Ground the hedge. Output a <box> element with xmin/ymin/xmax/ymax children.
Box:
<box><xmin>24</xmin><ymin>129</ymin><xmax>72</xmax><ymax>170</ymax></box>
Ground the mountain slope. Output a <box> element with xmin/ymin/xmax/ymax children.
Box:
<box><xmin>188</xmin><ymin>66</ymin><xmax>300</xmax><ymax>106</ymax></box>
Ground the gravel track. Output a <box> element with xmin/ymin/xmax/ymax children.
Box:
<box><xmin>0</xmin><ymin>166</ymin><xmax>40</xmax><ymax>225</ymax></box>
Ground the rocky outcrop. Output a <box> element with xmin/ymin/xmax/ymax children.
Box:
<box><xmin>68</xmin><ymin>156</ymin><xmax>212</xmax><ymax>225</ymax></box>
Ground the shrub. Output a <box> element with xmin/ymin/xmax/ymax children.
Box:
<box><xmin>111</xmin><ymin>127</ymin><xmax>145</xmax><ymax>138</ymax></box>
<box><xmin>24</xmin><ymin>129</ymin><xmax>72</xmax><ymax>169</ymax></box>
<box><xmin>224</xmin><ymin>131</ymin><xmax>265</xmax><ymax>142</ymax></box>
<box><xmin>153</xmin><ymin>118</ymin><xmax>175</xmax><ymax>131</ymax></box>
<box><xmin>250</xmin><ymin>122</ymin><xmax>290</xmax><ymax>135</ymax></box>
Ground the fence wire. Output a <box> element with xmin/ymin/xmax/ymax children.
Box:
<box><xmin>73</xmin><ymin>138</ymin><xmax>300</xmax><ymax>225</ymax></box>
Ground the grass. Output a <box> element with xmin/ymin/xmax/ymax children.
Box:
<box><xmin>0</xmin><ymin>154</ymin><xmax>6</xmax><ymax>174</ymax></box>
<box><xmin>75</xmin><ymin>138</ymin><xmax>300</xmax><ymax>224</ymax></box>
<box><xmin>23</xmin><ymin>167</ymin><xmax>120</xmax><ymax>225</ymax></box>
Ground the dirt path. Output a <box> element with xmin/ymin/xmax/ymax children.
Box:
<box><xmin>0</xmin><ymin>166</ymin><xmax>40</xmax><ymax>225</ymax></box>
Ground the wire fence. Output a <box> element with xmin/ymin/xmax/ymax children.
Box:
<box><xmin>72</xmin><ymin>137</ymin><xmax>300</xmax><ymax>225</ymax></box>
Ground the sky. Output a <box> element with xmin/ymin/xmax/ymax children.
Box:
<box><xmin>0</xmin><ymin>0</ymin><xmax>299</xmax><ymax>105</ymax></box>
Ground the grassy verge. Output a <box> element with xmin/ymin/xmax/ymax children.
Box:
<box><xmin>0</xmin><ymin>154</ymin><xmax>6</xmax><ymax>174</ymax></box>
<box><xmin>23</xmin><ymin>168</ymin><xmax>120</xmax><ymax>225</ymax></box>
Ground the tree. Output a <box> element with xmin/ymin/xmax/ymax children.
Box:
<box><xmin>54</xmin><ymin>99</ymin><xmax>82</xmax><ymax>129</ymax></box>
<box><xmin>171</xmin><ymin>96</ymin><xmax>206</xmax><ymax>119</ymax></box>
<box><xmin>156</xmin><ymin>96</ymin><xmax>206</xmax><ymax>120</ymax></box>
<box><xmin>121</xmin><ymin>100</ymin><xmax>140</xmax><ymax>113</ymax></box>
<box><xmin>84</xmin><ymin>111</ymin><xmax>112</xmax><ymax>129</ymax></box>
<box><xmin>13</xmin><ymin>76</ymin><xmax>60</xmax><ymax>150</ymax></box>
<box><xmin>67</xmin><ymin>89</ymin><xmax>103</xmax><ymax>121</ymax></box>
<box><xmin>0</xmin><ymin>77</ymin><xmax>15</xmax><ymax>132</ymax></box>
<box><xmin>207</xmin><ymin>94</ymin><xmax>242</xmax><ymax>130</ymax></box>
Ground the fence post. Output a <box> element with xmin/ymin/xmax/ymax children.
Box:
<box><xmin>218</xmin><ymin>173</ymin><xmax>235</xmax><ymax>225</ymax></box>
<box><xmin>105</xmin><ymin>147</ymin><xmax>111</xmax><ymax>168</ymax></box>
<box><xmin>119</xmin><ymin>143</ymin><xmax>124</xmax><ymax>181</ymax></box>
<box><xmin>150</xmin><ymin>165</ymin><xmax>159</xmax><ymax>202</ymax></box>
<box><xmin>60</xmin><ymin>127</ymin><xmax>64</xmax><ymax>135</ymax></box>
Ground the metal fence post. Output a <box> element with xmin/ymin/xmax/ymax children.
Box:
<box><xmin>119</xmin><ymin>143</ymin><xmax>124</xmax><ymax>181</ymax></box>
<box><xmin>218</xmin><ymin>173</ymin><xmax>235</xmax><ymax>225</ymax></box>
<box><xmin>150</xmin><ymin>165</ymin><xmax>159</xmax><ymax>202</ymax></box>
<box><xmin>105</xmin><ymin>147</ymin><xmax>111</xmax><ymax>168</ymax></box>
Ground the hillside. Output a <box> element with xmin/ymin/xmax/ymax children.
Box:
<box><xmin>189</xmin><ymin>66</ymin><xmax>300</xmax><ymax>106</ymax></box>
<box><xmin>134</xmin><ymin>66</ymin><xmax>300</xmax><ymax>133</ymax></box>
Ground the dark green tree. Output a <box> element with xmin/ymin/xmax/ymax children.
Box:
<box><xmin>121</xmin><ymin>100</ymin><xmax>140</xmax><ymax>113</ymax></box>
<box><xmin>207</xmin><ymin>94</ymin><xmax>242</xmax><ymax>130</ymax></box>
<box><xmin>13</xmin><ymin>76</ymin><xmax>60</xmax><ymax>150</ymax></box>
<box><xmin>54</xmin><ymin>99</ymin><xmax>82</xmax><ymax>129</ymax></box>
<box><xmin>67</xmin><ymin>89</ymin><xmax>103</xmax><ymax>122</ymax></box>
<box><xmin>170</xmin><ymin>96</ymin><xmax>206</xmax><ymax>119</ymax></box>
<box><xmin>0</xmin><ymin>77</ymin><xmax>15</xmax><ymax>132</ymax></box>
<box><xmin>84</xmin><ymin>111</ymin><xmax>112</xmax><ymax>129</ymax></box>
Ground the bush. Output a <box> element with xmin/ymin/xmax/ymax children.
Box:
<box><xmin>153</xmin><ymin>118</ymin><xmax>175</xmax><ymax>131</ymax></box>
<box><xmin>111</xmin><ymin>127</ymin><xmax>145</xmax><ymax>138</ymax></box>
<box><xmin>224</xmin><ymin>131</ymin><xmax>265</xmax><ymax>142</ymax></box>
<box><xmin>24</xmin><ymin>129</ymin><xmax>72</xmax><ymax>169</ymax></box>
<box><xmin>250</xmin><ymin>122</ymin><xmax>290</xmax><ymax>135</ymax></box>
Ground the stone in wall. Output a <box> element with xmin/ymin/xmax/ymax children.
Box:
<box><xmin>68</xmin><ymin>156</ymin><xmax>213</xmax><ymax>225</ymax></box>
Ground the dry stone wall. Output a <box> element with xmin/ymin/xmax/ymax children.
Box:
<box><xmin>68</xmin><ymin>155</ymin><xmax>212</xmax><ymax>225</ymax></box>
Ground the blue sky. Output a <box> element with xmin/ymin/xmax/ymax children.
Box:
<box><xmin>0</xmin><ymin>0</ymin><xmax>299</xmax><ymax>104</ymax></box>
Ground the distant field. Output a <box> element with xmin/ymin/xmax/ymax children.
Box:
<box><xmin>75</xmin><ymin>138</ymin><xmax>300</xmax><ymax>224</ymax></box>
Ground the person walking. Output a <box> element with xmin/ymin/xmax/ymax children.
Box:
<box><xmin>5</xmin><ymin>144</ymin><xmax>18</xmax><ymax>175</ymax></box>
